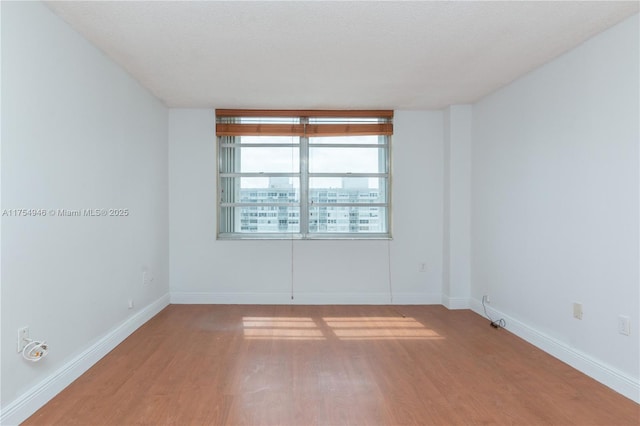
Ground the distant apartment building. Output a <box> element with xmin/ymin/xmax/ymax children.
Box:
<box><xmin>238</xmin><ymin>177</ymin><xmax>383</xmax><ymax>233</ymax></box>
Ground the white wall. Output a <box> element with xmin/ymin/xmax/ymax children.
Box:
<box><xmin>471</xmin><ymin>14</ymin><xmax>639</xmax><ymax>399</ymax></box>
<box><xmin>443</xmin><ymin>105</ymin><xmax>472</xmax><ymax>308</ymax></box>
<box><xmin>169</xmin><ymin>110</ymin><xmax>444</xmax><ymax>304</ymax></box>
<box><xmin>1</xmin><ymin>1</ymin><xmax>169</xmax><ymax>421</ymax></box>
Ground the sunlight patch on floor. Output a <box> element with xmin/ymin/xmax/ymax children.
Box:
<box><xmin>324</xmin><ymin>317</ymin><xmax>442</xmax><ymax>340</ymax></box>
<box><xmin>243</xmin><ymin>317</ymin><xmax>326</xmax><ymax>340</ymax></box>
<box><xmin>242</xmin><ymin>316</ymin><xmax>443</xmax><ymax>341</ymax></box>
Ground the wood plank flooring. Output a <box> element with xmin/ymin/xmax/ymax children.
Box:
<box><xmin>24</xmin><ymin>305</ymin><xmax>639</xmax><ymax>425</ymax></box>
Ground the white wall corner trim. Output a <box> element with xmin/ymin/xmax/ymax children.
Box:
<box><xmin>0</xmin><ymin>294</ymin><xmax>170</xmax><ymax>426</ymax></box>
<box><xmin>170</xmin><ymin>292</ymin><xmax>442</xmax><ymax>306</ymax></box>
<box><xmin>441</xmin><ymin>295</ymin><xmax>470</xmax><ymax>310</ymax></box>
<box><xmin>469</xmin><ymin>298</ymin><xmax>640</xmax><ymax>403</ymax></box>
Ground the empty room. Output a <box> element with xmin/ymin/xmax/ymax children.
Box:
<box><xmin>1</xmin><ymin>1</ymin><xmax>639</xmax><ymax>425</ymax></box>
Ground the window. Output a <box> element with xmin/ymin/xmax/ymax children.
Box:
<box><xmin>217</xmin><ymin>110</ymin><xmax>392</xmax><ymax>239</ymax></box>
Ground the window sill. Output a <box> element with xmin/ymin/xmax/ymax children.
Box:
<box><xmin>217</xmin><ymin>233</ymin><xmax>392</xmax><ymax>241</ymax></box>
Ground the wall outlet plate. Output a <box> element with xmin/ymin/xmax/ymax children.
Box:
<box><xmin>17</xmin><ymin>326</ymin><xmax>29</xmax><ymax>353</ymax></box>
<box><xmin>618</xmin><ymin>315</ymin><xmax>630</xmax><ymax>336</ymax></box>
<box><xmin>573</xmin><ymin>302</ymin><xmax>583</xmax><ymax>320</ymax></box>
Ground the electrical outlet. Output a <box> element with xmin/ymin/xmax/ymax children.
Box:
<box><xmin>419</xmin><ymin>262</ymin><xmax>426</xmax><ymax>272</ymax></box>
<box><xmin>573</xmin><ymin>302</ymin><xmax>583</xmax><ymax>320</ymax></box>
<box><xmin>17</xmin><ymin>326</ymin><xmax>29</xmax><ymax>353</ymax></box>
<box><xmin>483</xmin><ymin>295</ymin><xmax>490</xmax><ymax>303</ymax></box>
<box><xmin>128</xmin><ymin>299</ymin><xmax>134</xmax><ymax>309</ymax></box>
<box><xmin>618</xmin><ymin>315</ymin><xmax>630</xmax><ymax>336</ymax></box>
<box><xmin>143</xmin><ymin>270</ymin><xmax>155</xmax><ymax>286</ymax></box>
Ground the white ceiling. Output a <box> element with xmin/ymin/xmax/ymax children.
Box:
<box><xmin>45</xmin><ymin>1</ymin><xmax>638</xmax><ymax>110</ymax></box>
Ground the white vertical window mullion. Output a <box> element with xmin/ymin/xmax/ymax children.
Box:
<box><xmin>380</xmin><ymin>134</ymin><xmax>390</xmax><ymax>234</ymax></box>
<box><xmin>386</xmin><ymin>135</ymin><xmax>391</xmax><ymax>234</ymax></box>
<box><xmin>218</xmin><ymin>135</ymin><xmax>236</xmax><ymax>233</ymax></box>
<box><xmin>231</xmin><ymin>136</ymin><xmax>240</xmax><ymax>232</ymax></box>
<box><xmin>300</xmin><ymin>117</ymin><xmax>310</xmax><ymax>237</ymax></box>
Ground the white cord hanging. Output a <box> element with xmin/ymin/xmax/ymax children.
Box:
<box><xmin>22</xmin><ymin>338</ymin><xmax>49</xmax><ymax>362</ymax></box>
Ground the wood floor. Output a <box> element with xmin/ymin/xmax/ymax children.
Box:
<box><xmin>25</xmin><ymin>305</ymin><xmax>639</xmax><ymax>425</ymax></box>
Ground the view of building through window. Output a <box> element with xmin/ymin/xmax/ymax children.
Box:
<box><xmin>237</xmin><ymin>177</ymin><xmax>385</xmax><ymax>233</ymax></box>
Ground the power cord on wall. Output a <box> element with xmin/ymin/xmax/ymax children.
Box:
<box><xmin>482</xmin><ymin>295</ymin><xmax>506</xmax><ymax>329</ymax></box>
<box><xmin>22</xmin><ymin>338</ymin><xmax>49</xmax><ymax>362</ymax></box>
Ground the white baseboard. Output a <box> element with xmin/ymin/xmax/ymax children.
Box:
<box><xmin>170</xmin><ymin>291</ymin><xmax>290</xmax><ymax>304</ymax></box>
<box><xmin>469</xmin><ymin>298</ymin><xmax>640</xmax><ymax>403</ymax></box>
<box><xmin>293</xmin><ymin>292</ymin><xmax>393</xmax><ymax>304</ymax></box>
<box><xmin>0</xmin><ymin>293</ymin><xmax>170</xmax><ymax>426</ymax></box>
<box><xmin>441</xmin><ymin>294</ymin><xmax>470</xmax><ymax>309</ymax></box>
<box><xmin>170</xmin><ymin>291</ymin><xmax>442</xmax><ymax>305</ymax></box>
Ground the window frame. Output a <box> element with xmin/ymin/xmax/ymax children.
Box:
<box><xmin>216</xmin><ymin>110</ymin><xmax>392</xmax><ymax>240</ymax></box>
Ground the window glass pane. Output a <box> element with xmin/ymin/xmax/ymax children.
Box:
<box><xmin>220</xmin><ymin>177</ymin><xmax>300</xmax><ymax>204</ymax></box>
<box><xmin>309</xmin><ymin>136</ymin><xmax>385</xmax><ymax>145</ymax></box>
<box><xmin>309</xmin><ymin>206</ymin><xmax>387</xmax><ymax>233</ymax></box>
<box><xmin>309</xmin><ymin>147</ymin><xmax>386</xmax><ymax>173</ymax></box>
<box><xmin>309</xmin><ymin>177</ymin><xmax>386</xmax><ymax>204</ymax></box>
<box><xmin>220</xmin><ymin>147</ymin><xmax>299</xmax><ymax>173</ymax></box>
<box><xmin>221</xmin><ymin>206</ymin><xmax>300</xmax><ymax>233</ymax></box>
